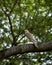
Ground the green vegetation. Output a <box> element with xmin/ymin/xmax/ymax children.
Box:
<box><xmin>0</xmin><ymin>0</ymin><xmax>52</xmax><ymax>65</ymax></box>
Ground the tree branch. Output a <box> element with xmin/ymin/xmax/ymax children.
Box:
<box><xmin>0</xmin><ymin>42</ymin><xmax>52</xmax><ymax>60</ymax></box>
<box><xmin>2</xmin><ymin>8</ymin><xmax>16</xmax><ymax>46</ymax></box>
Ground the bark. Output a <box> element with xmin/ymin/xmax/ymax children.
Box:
<box><xmin>0</xmin><ymin>42</ymin><xmax>52</xmax><ymax>60</ymax></box>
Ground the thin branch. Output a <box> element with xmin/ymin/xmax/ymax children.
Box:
<box><xmin>17</xmin><ymin>35</ymin><xmax>25</xmax><ymax>44</ymax></box>
<box><xmin>2</xmin><ymin>8</ymin><xmax>16</xmax><ymax>46</ymax></box>
<box><xmin>18</xmin><ymin>0</ymin><xmax>21</xmax><ymax>34</ymax></box>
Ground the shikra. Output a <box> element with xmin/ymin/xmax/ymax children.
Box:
<box><xmin>25</xmin><ymin>30</ymin><xmax>38</xmax><ymax>48</ymax></box>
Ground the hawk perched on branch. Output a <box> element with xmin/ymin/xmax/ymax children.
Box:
<box><xmin>25</xmin><ymin>30</ymin><xmax>38</xmax><ymax>48</ymax></box>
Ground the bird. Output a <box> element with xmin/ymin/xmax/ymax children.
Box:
<box><xmin>25</xmin><ymin>30</ymin><xmax>38</xmax><ymax>48</ymax></box>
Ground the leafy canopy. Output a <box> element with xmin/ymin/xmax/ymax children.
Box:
<box><xmin>0</xmin><ymin>0</ymin><xmax>52</xmax><ymax>65</ymax></box>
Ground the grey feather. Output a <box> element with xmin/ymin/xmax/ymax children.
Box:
<box><xmin>25</xmin><ymin>30</ymin><xmax>38</xmax><ymax>48</ymax></box>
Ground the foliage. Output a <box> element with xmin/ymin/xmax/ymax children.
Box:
<box><xmin>0</xmin><ymin>0</ymin><xmax>52</xmax><ymax>65</ymax></box>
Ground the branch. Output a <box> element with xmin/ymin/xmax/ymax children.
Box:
<box><xmin>2</xmin><ymin>8</ymin><xmax>16</xmax><ymax>46</ymax></box>
<box><xmin>2</xmin><ymin>9</ymin><xmax>14</xmax><ymax>37</ymax></box>
<box><xmin>0</xmin><ymin>42</ymin><xmax>52</xmax><ymax>60</ymax></box>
